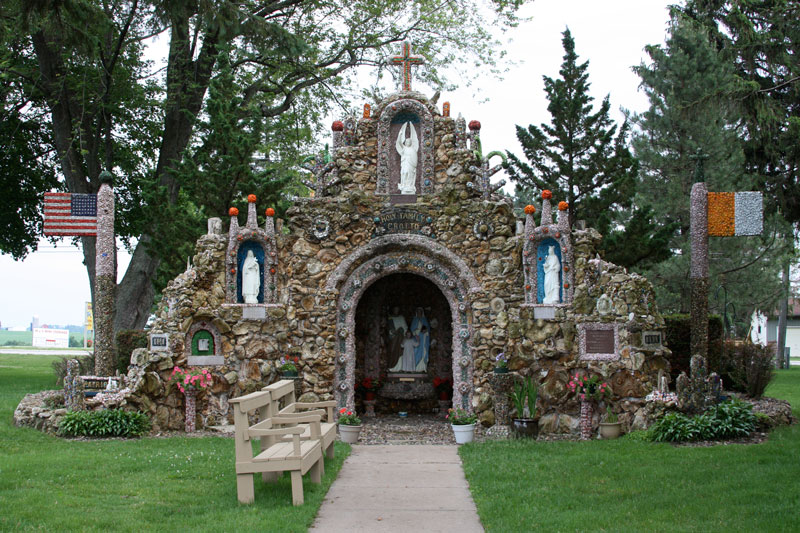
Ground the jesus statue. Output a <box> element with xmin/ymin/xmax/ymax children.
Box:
<box><xmin>395</xmin><ymin>121</ymin><xmax>419</xmax><ymax>194</ymax></box>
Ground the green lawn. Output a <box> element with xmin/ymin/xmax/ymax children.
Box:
<box><xmin>461</xmin><ymin>368</ymin><xmax>800</xmax><ymax>532</ymax></box>
<box><xmin>0</xmin><ymin>353</ymin><xmax>349</xmax><ymax>532</ymax></box>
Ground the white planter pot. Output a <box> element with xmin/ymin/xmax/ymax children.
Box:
<box><xmin>451</xmin><ymin>423</ymin><xmax>475</xmax><ymax>444</ymax></box>
<box><xmin>338</xmin><ymin>424</ymin><xmax>362</xmax><ymax>444</ymax></box>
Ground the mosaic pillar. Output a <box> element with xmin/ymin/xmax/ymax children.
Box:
<box><xmin>580</xmin><ymin>400</ymin><xmax>593</xmax><ymax>440</ymax></box>
<box><xmin>486</xmin><ymin>372</ymin><xmax>516</xmax><ymax>439</ymax></box>
<box><xmin>690</xmin><ymin>182</ymin><xmax>709</xmax><ymax>359</ymax></box>
<box><xmin>72</xmin><ymin>376</ymin><xmax>85</xmax><ymax>411</ymax></box>
<box><xmin>94</xmin><ymin>173</ymin><xmax>116</xmax><ymax>376</ymax></box>
<box><xmin>64</xmin><ymin>359</ymin><xmax>77</xmax><ymax>410</ymax></box>
<box><xmin>184</xmin><ymin>389</ymin><xmax>196</xmax><ymax>433</ymax></box>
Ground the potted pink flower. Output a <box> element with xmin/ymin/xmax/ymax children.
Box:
<box><xmin>168</xmin><ymin>367</ymin><xmax>213</xmax><ymax>432</ymax></box>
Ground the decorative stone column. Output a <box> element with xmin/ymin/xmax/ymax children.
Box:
<box><xmin>94</xmin><ymin>172</ymin><xmax>116</xmax><ymax>376</ymax></box>
<box><xmin>580</xmin><ymin>400</ymin><xmax>593</xmax><ymax>440</ymax></box>
<box><xmin>486</xmin><ymin>372</ymin><xmax>516</xmax><ymax>439</ymax></box>
<box><xmin>184</xmin><ymin>389</ymin><xmax>196</xmax><ymax>433</ymax></box>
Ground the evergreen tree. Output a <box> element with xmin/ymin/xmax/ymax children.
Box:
<box><xmin>507</xmin><ymin>29</ymin><xmax>670</xmax><ymax>269</ymax></box>
<box><xmin>631</xmin><ymin>12</ymin><xmax>791</xmax><ymax>316</ymax></box>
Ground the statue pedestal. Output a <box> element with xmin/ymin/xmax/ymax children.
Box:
<box><xmin>486</xmin><ymin>372</ymin><xmax>517</xmax><ymax>440</ymax></box>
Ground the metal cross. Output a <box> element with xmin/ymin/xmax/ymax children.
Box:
<box><xmin>391</xmin><ymin>42</ymin><xmax>424</xmax><ymax>91</ymax></box>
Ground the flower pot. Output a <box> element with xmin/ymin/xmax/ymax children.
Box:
<box><xmin>281</xmin><ymin>370</ymin><xmax>298</xmax><ymax>378</ymax></box>
<box><xmin>599</xmin><ymin>422</ymin><xmax>623</xmax><ymax>440</ymax></box>
<box><xmin>338</xmin><ymin>424</ymin><xmax>362</xmax><ymax>444</ymax></box>
<box><xmin>512</xmin><ymin>418</ymin><xmax>539</xmax><ymax>439</ymax></box>
<box><xmin>365</xmin><ymin>391</ymin><xmax>376</xmax><ymax>401</ymax></box>
<box><xmin>451</xmin><ymin>423</ymin><xmax>476</xmax><ymax>444</ymax></box>
<box><xmin>493</xmin><ymin>367</ymin><xmax>509</xmax><ymax>374</ymax></box>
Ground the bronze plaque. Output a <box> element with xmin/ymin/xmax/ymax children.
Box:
<box><xmin>585</xmin><ymin>329</ymin><xmax>615</xmax><ymax>354</ymax></box>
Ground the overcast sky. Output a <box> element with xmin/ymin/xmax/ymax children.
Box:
<box><xmin>0</xmin><ymin>0</ymin><xmax>674</xmax><ymax>330</ymax></box>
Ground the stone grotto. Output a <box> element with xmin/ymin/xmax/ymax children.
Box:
<box><xmin>120</xmin><ymin>45</ymin><xmax>673</xmax><ymax>434</ymax></box>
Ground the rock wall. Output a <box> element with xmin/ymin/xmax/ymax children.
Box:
<box><xmin>131</xmin><ymin>90</ymin><xmax>671</xmax><ymax>435</ymax></box>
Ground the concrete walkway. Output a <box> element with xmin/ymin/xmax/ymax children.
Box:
<box><xmin>310</xmin><ymin>445</ymin><xmax>484</xmax><ymax>532</ymax></box>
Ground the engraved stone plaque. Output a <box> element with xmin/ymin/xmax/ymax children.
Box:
<box><xmin>642</xmin><ymin>330</ymin><xmax>662</xmax><ymax>348</ymax></box>
<box><xmin>150</xmin><ymin>333</ymin><xmax>169</xmax><ymax>352</ymax></box>
<box><xmin>578</xmin><ymin>323</ymin><xmax>619</xmax><ymax>361</ymax></box>
<box><xmin>586</xmin><ymin>329</ymin><xmax>615</xmax><ymax>354</ymax></box>
<box><xmin>242</xmin><ymin>306</ymin><xmax>267</xmax><ymax>320</ymax></box>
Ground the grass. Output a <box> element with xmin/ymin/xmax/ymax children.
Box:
<box><xmin>0</xmin><ymin>353</ymin><xmax>349</xmax><ymax>532</ymax></box>
<box><xmin>461</xmin><ymin>368</ymin><xmax>800</xmax><ymax>532</ymax></box>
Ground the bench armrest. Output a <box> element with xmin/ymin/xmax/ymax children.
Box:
<box><xmin>296</xmin><ymin>401</ymin><xmax>336</xmax><ymax>420</ymax></box>
<box><xmin>248</xmin><ymin>425</ymin><xmax>304</xmax><ymax>438</ymax></box>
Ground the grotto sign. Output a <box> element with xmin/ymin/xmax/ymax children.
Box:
<box><xmin>578</xmin><ymin>323</ymin><xmax>618</xmax><ymax>361</ymax></box>
<box><xmin>372</xmin><ymin>208</ymin><xmax>434</xmax><ymax>238</ymax></box>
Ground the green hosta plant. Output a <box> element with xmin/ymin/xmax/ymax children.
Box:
<box><xmin>650</xmin><ymin>399</ymin><xmax>756</xmax><ymax>442</ymax></box>
<box><xmin>59</xmin><ymin>409</ymin><xmax>151</xmax><ymax>438</ymax></box>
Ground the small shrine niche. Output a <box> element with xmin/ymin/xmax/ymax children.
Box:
<box><xmin>186</xmin><ymin>320</ymin><xmax>223</xmax><ymax>365</ymax></box>
<box><xmin>522</xmin><ymin>196</ymin><xmax>574</xmax><ymax>311</ymax></box>
<box><xmin>236</xmin><ymin>241</ymin><xmax>265</xmax><ymax>304</ymax></box>
<box><xmin>376</xmin><ymin>99</ymin><xmax>435</xmax><ymax>197</ymax></box>
<box><xmin>224</xmin><ymin>198</ymin><xmax>277</xmax><ymax>306</ymax></box>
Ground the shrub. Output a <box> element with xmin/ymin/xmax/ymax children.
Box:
<box><xmin>716</xmin><ymin>341</ymin><xmax>774</xmax><ymax>398</ymax></box>
<box><xmin>68</xmin><ymin>335</ymin><xmax>83</xmax><ymax>348</ymax></box>
<box><xmin>663</xmin><ymin>314</ymin><xmax>724</xmax><ymax>380</ymax></box>
<box><xmin>115</xmin><ymin>330</ymin><xmax>148</xmax><ymax>375</ymax></box>
<box><xmin>3</xmin><ymin>340</ymin><xmax>27</xmax><ymax>347</ymax></box>
<box><xmin>650</xmin><ymin>399</ymin><xmax>756</xmax><ymax>442</ymax></box>
<box><xmin>59</xmin><ymin>409</ymin><xmax>151</xmax><ymax>438</ymax></box>
<box><xmin>52</xmin><ymin>354</ymin><xmax>95</xmax><ymax>386</ymax></box>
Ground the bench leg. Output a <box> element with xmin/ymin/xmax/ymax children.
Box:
<box><xmin>237</xmin><ymin>473</ymin><xmax>254</xmax><ymax>504</ymax></box>
<box><xmin>290</xmin><ymin>470</ymin><xmax>304</xmax><ymax>506</ymax></box>
<box><xmin>326</xmin><ymin>443</ymin><xmax>335</xmax><ymax>459</ymax></box>
<box><xmin>310</xmin><ymin>457</ymin><xmax>322</xmax><ymax>483</ymax></box>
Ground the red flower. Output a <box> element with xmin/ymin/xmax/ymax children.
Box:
<box><xmin>558</xmin><ymin>201</ymin><xmax>569</xmax><ymax>211</ymax></box>
<box><xmin>228</xmin><ymin>207</ymin><xmax>239</xmax><ymax>216</ymax></box>
<box><xmin>265</xmin><ymin>207</ymin><xmax>275</xmax><ymax>217</ymax></box>
<box><xmin>524</xmin><ymin>204</ymin><xmax>536</xmax><ymax>215</ymax></box>
<box><xmin>542</xmin><ymin>190</ymin><xmax>553</xmax><ymax>200</ymax></box>
<box><xmin>247</xmin><ymin>194</ymin><xmax>257</xmax><ymax>203</ymax></box>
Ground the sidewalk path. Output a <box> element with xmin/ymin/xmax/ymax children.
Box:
<box><xmin>310</xmin><ymin>445</ymin><xmax>483</xmax><ymax>532</ymax></box>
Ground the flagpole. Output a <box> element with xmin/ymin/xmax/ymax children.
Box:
<box><xmin>94</xmin><ymin>171</ymin><xmax>116</xmax><ymax>376</ymax></box>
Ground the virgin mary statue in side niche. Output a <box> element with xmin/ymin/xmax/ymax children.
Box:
<box><xmin>542</xmin><ymin>245</ymin><xmax>561</xmax><ymax>304</ymax></box>
<box><xmin>242</xmin><ymin>250</ymin><xmax>261</xmax><ymax>303</ymax></box>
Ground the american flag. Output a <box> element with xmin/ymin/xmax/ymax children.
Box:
<box><xmin>43</xmin><ymin>192</ymin><xmax>98</xmax><ymax>236</ymax></box>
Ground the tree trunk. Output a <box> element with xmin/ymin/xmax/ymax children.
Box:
<box><xmin>776</xmin><ymin>260</ymin><xmax>789</xmax><ymax>369</ymax></box>
<box><xmin>114</xmin><ymin>236</ymin><xmax>159</xmax><ymax>332</ymax></box>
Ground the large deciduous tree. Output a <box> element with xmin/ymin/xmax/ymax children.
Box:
<box><xmin>0</xmin><ymin>0</ymin><xmax>526</xmax><ymax>331</ymax></box>
<box><xmin>507</xmin><ymin>29</ymin><xmax>671</xmax><ymax>270</ymax></box>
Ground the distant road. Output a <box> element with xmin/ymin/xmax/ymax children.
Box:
<box><xmin>0</xmin><ymin>349</ymin><xmax>92</xmax><ymax>356</ymax></box>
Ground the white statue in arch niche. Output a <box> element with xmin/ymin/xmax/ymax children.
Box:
<box><xmin>241</xmin><ymin>250</ymin><xmax>261</xmax><ymax>304</ymax></box>
<box><xmin>542</xmin><ymin>245</ymin><xmax>562</xmax><ymax>304</ymax></box>
<box><xmin>395</xmin><ymin>121</ymin><xmax>419</xmax><ymax>194</ymax></box>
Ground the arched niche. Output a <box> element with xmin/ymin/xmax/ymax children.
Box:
<box><xmin>376</xmin><ymin>99</ymin><xmax>434</xmax><ymax>195</ymax></box>
<box><xmin>236</xmin><ymin>241</ymin><xmax>265</xmax><ymax>304</ymax></box>
<box><xmin>328</xmin><ymin>247</ymin><xmax>475</xmax><ymax>414</ymax></box>
<box><xmin>537</xmin><ymin>238</ymin><xmax>562</xmax><ymax>304</ymax></box>
<box><xmin>186</xmin><ymin>320</ymin><xmax>223</xmax><ymax>366</ymax></box>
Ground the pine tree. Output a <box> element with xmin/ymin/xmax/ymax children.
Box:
<box><xmin>507</xmin><ymin>29</ymin><xmax>670</xmax><ymax>269</ymax></box>
<box><xmin>631</xmin><ymin>12</ymin><xmax>791</xmax><ymax>317</ymax></box>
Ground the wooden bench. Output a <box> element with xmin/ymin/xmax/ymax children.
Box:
<box><xmin>262</xmin><ymin>381</ymin><xmax>337</xmax><ymax>462</ymax></box>
<box><xmin>230</xmin><ymin>389</ymin><xmax>323</xmax><ymax>506</ymax></box>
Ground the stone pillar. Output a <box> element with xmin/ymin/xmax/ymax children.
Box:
<box><xmin>690</xmin><ymin>182</ymin><xmax>709</xmax><ymax>359</ymax></box>
<box><xmin>94</xmin><ymin>172</ymin><xmax>116</xmax><ymax>376</ymax></box>
<box><xmin>557</xmin><ymin>204</ymin><xmax>569</xmax><ymax>231</ymax></box>
<box><xmin>580</xmin><ymin>400</ymin><xmax>593</xmax><ymax>440</ymax></box>
<box><xmin>184</xmin><ymin>389</ymin><xmax>196</xmax><ymax>432</ymax></box>
<box><xmin>486</xmin><ymin>372</ymin><xmax>516</xmax><ymax>439</ymax></box>
<box><xmin>541</xmin><ymin>197</ymin><xmax>553</xmax><ymax>226</ymax></box>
